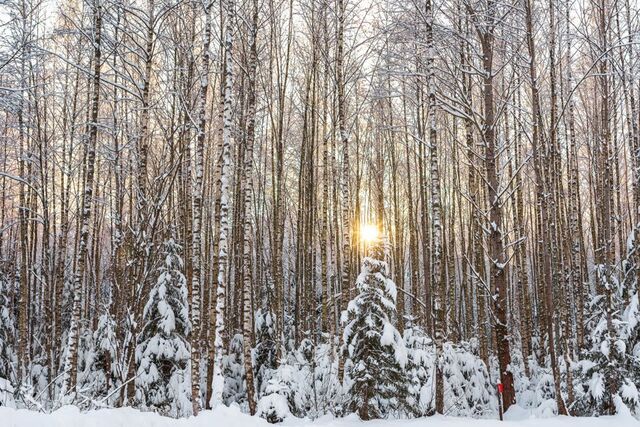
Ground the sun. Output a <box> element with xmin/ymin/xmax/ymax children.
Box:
<box><xmin>360</xmin><ymin>223</ymin><xmax>379</xmax><ymax>244</ymax></box>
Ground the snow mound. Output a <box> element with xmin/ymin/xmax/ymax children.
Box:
<box><xmin>503</xmin><ymin>404</ymin><xmax>530</xmax><ymax>421</ymax></box>
<box><xmin>0</xmin><ymin>405</ymin><xmax>268</xmax><ymax>427</ymax></box>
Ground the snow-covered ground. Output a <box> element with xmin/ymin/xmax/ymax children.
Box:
<box><xmin>1</xmin><ymin>404</ymin><xmax>637</xmax><ymax>427</ymax></box>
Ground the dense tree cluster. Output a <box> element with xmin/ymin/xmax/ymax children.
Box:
<box><xmin>0</xmin><ymin>0</ymin><xmax>640</xmax><ymax>421</ymax></box>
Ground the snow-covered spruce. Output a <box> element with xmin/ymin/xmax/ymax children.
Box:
<box><xmin>403</xmin><ymin>321</ymin><xmax>434</xmax><ymax>416</ymax></box>
<box><xmin>256</xmin><ymin>362</ymin><xmax>300</xmax><ymax>422</ymax></box>
<box><xmin>310</xmin><ymin>341</ymin><xmax>341</xmax><ymax>417</ymax></box>
<box><xmin>574</xmin><ymin>261</ymin><xmax>640</xmax><ymax>417</ymax></box>
<box><xmin>135</xmin><ymin>239</ymin><xmax>191</xmax><ymax>417</ymax></box>
<box><xmin>452</xmin><ymin>340</ymin><xmax>497</xmax><ymax>417</ymax></box>
<box><xmin>256</xmin><ymin>339</ymin><xmax>314</xmax><ymax>422</ymax></box>
<box><xmin>254</xmin><ymin>308</ymin><xmax>277</xmax><ymax>399</ymax></box>
<box><xmin>0</xmin><ymin>269</ymin><xmax>16</xmax><ymax>385</ymax></box>
<box><xmin>223</xmin><ymin>334</ymin><xmax>246</xmax><ymax>407</ymax></box>
<box><xmin>342</xmin><ymin>235</ymin><xmax>410</xmax><ymax>420</ymax></box>
<box><xmin>75</xmin><ymin>296</ymin><xmax>118</xmax><ymax>406</ymax></box>
<box><xmin>91</xmin><ymin>312</ymin><xmax>118</xmax><ymax>402</ymax></box>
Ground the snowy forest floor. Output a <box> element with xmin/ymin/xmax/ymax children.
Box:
<box><xmin>1</xmin><ymin>405</ymin><xmax>637</xmax><ymax>427</ymax></box>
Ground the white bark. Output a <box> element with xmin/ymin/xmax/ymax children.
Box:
<box><xmin>211</xmin><ymin>0</ymin><xmax>235</xmax><ymax>409</ymax></box>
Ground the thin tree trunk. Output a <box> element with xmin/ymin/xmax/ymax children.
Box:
<box><xmin>61</xmin><ymin>0</ymin><xmax>102</xmax><ymax>396</ymax></box>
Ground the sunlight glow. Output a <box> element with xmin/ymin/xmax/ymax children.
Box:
<box><xmin>360</xmin><ymin>223</ymin><xmax>379</xmax><ymax>244</ymax></box>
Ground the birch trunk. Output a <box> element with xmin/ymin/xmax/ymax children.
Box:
<box><xmin>190</xmin><ymin>0</ymin><xmax>214</xmax><ymax>414</ymax></box>
<box><xmin>60</xmin><ymin>0</ymin><xmax>102</xmax><ymax>396</ymax></box>
<box><xmin>242</xmin><ymin>0</ymin><xmax>259</xmax><ymax>412</ymax></box>
<box><xmin>211</xmin><ymin>0</ymin><xmax>235</xmax><ymax>408</ymax></box>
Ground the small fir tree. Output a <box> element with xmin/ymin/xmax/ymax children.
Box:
<box><xmin>342</xmin><ymin>234</ymin><xmax>409</xmax><ymax>420</ymax></box>
<box><xmin>0</xmin><ymin>269</ymin><xmax>16</xmax><ymax>384</ymax></box>
<box><xmin>403</xmin><ymin>320</ymin><xmax>434</xmax><ymax>417</ymax></box>
<box><xmin>457</xmin><ymin>340</ymin><xmax>496</xmax><ymax>418</ymax></box>
<box><xmin>223</xmin><ymin>333</ymin><xmax>246</xmax><ymax>407</ymax></box>
<box><xmin>254</xmin><ymin>308</ymin><xmax>277</xmax><ymax>398</ymax></box>
<box><xmin>135</xmin><ymin>239</ymin><xmax>191</xmax><ymax>417</ymax></box>
<box><xmin>575</xmin><ymin>264</ymin><xmax>634</xmax><ymax>416</ymax></box>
